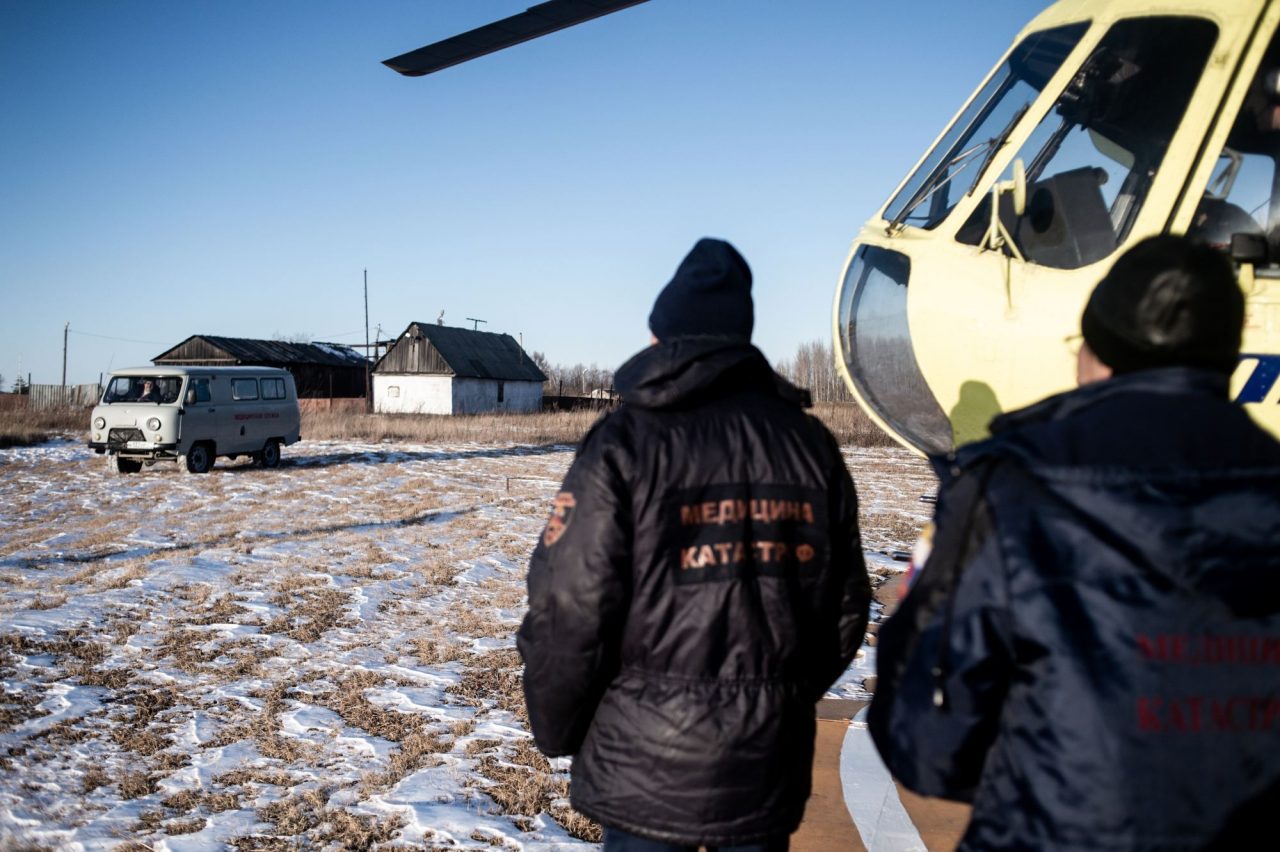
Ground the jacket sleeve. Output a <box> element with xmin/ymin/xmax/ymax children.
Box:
<box><xmin>517</xmin><ymin>421</ymin><xmax>631</xmax><ymax>757</ymax></box>
<box><xmin>867</xmin><ymin>462</ymin><xmax>1013</xmax><ymax>802</ymax></box>
<box><xmin>810</xmin><ymin>427</ymin><xmax>872</xmax><ymax>697</ymax></box>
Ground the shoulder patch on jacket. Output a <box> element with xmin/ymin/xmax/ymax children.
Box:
<box><xmin>541</xmin><ymin>491</ymin><xmax>577</xmax><ymax>547</ymax></box>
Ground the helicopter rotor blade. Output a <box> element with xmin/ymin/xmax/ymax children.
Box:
<box><xmin>383</xmin><ymin>0</ymin><xmax>651</xmax><ymax>78</ymax></box>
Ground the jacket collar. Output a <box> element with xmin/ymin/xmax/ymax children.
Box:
<box><xmin>989</xmin><ymin>367</ymin><xmax>1229</xmax><ymax>436</ymax></box>
<box><xmin>614</xmin><ymin>337</ymin><xmax>810</xmax><ymax>411</ymax></box>
<box><xmin>938</xmin><ymin>367</ymin><xmax>1231</xmax><ymax>477</ymax></box>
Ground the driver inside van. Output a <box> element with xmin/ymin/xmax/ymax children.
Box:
<box><xmin>137</xmin><ymin>380</ymin><xmax>162</xmax><ymax>403</ymax></box>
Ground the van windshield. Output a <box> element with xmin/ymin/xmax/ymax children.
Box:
<box><xmin>103</xmin><ymin>375</ymin><xmax>181</xmax><ymax>404</ymax></box>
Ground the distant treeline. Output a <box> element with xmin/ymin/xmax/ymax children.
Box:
<box><xmin>532</xmin><ymin>339</ymin><xmax>852</xmax><ymax>404</ymax></box>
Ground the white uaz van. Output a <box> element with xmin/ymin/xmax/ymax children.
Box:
<box><xmin>88</xmin><ymin>366</ymin><xmax>301</xmax><ymax>474</ymax></box>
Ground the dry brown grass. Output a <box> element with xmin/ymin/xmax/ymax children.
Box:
<box><xmin>207</xmin><ymin>681</ymin><xmax>307</xmax><ymax>762</ymax></box>
<box><xmin>361</xmin><ymin>729</ymin><xmax>452</xmax><ymax>793</ymax></box>
<box><xmin>164</xmin><ymin>817</ymin><xmax>208</xmax><ymax>835</ymax></box>
<box><xmin>81</xmin><ymin>767</ymin><xmax>110</xmax><ymax>794</ymax></box>
<box><xmin>95</xmin><ymin>562</ymin><xmax>151</xmax><ymax>592</ymax></box>
<box><xmin>301</xmin><ymin>401</ymin><xmax>895</xmax><ymax>447</ymax></box>
<box><xmin>447</xmin><ymin>649</ymin><xmax>525</xmax><ymax>718</ymax></box>
<box><xmin>301</xmin><ymin>409</ymin><xmax>602</xmax><ymax>446</ymax></box>
<box><xmin>110</xmin><ymin>684</ymin><xmax>180</xmax><ymax>756</ymax></box>
<box><xmin>264</xmin><ymin>581</ymin><xmax>354</xmax><ymax>643</ymax></box>
<box><xmin>810</xmin><ymin>401</ymin><xmax>897</xmax><ymax>447</ymax></box>
<box><xmin>0</xmin><ymin>688</ymin><xmax>43</xmax><ymax>733</ymax></box>
<box><xmin>472</xmin><ymin>739</ymin><xmax>601</xmax><ymax>842</ymax></box>
<box><xmin>448</xmin><ymin>606</ymin><xmax>513</xmax><ymax>640</ymax></box>
<box><xmin>119</xmin><ymin>770</ymin><xmax>160</xmax><ymax>800</ymax></box>
<box><xmin>319</xmin><ymin>671</ymin><xmax>423</xmax><ymax>743</ymax></box>
<box><xmin>315</xmin><ymin>809</ymin><xmax>406</xmax><ymax>849</ymax></box>
<box><xmin>158</xmin><ymin>628</ymin><xmax>223</xmax><ymax>674</ymax></box>
<box><xmin>215</xmin><ymin>767</ymin><xmax>298</xmax><ymax>789</ymax></box>
<box><xmin>0</xmin><ymin>404</ymin><xmax>87</xmax><ymax>448</ymax></box>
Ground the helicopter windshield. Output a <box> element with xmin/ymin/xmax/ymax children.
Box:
<box><xmin>957</xmin><ymin>17</ymin><xmax>1219</xmax><ymax>268</ymax></box>
<box><xmin>882</xmin><ymin>23</ymin><xmax>1087</xmax><ymax>231</ymax></box>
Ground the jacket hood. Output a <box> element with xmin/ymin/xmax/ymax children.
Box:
<box><xmin>614</xmin><ymin>338</ymin><xmax>809</xmax><ymax>411</ymax></box>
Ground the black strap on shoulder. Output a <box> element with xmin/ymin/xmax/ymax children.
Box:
<box><xmin>920</xmin><ymin>457</ymin><xmax>1001</xmax><ymax>711</ymax></box>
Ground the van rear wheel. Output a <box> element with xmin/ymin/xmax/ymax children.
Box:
<box><xmin>116</xmin><ymin>457</ymin><xmax>143</xmax><ymax>474</ymax></box>
<box><xmin>184</xmin><ymin>443</ymin><xmax>213</xmax><ymax>474</ymax></box>
<box><xmin>259</xmin><ymin>439</ymin><xmax>281</xmax><ymax>469</ymax></box>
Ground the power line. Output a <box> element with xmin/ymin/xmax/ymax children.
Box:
<box><xmin>68</xmin><ymin>329</ymin><xmax>166</xmax><ymax>345</ymax></box>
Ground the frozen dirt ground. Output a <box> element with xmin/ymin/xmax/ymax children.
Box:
<box><xmin>0</xmin><ymin>438</ymin><xmax>933</xmax><ymax>850</ymax></box>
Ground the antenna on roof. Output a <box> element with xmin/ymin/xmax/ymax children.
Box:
<box><xmin>465</xmin><ymin>317</ymin><xmax>487</xmax><ymax>331</ymax></box>
<box><xmin>437</xmin><ymin>310</ymin><xmax>445</xmax><ymax>326</ymax></box>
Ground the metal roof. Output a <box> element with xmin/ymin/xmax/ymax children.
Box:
<box><xmin>154</xmin><ymin>336</ymin><xmax>367</xmax><ymax>367</ymax></box>
<box><xmin>379</xmin><ymin>323</ymin><xmax>547</xmax><ymax>382</ymax></box>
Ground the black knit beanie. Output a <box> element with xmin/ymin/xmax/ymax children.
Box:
<box><xmin>1081</xmin><ymin>235</ymin><xmax>1243</xmax><ymax>375</ymax></box>
<box><xmin>649</xmin><ymin>238</ymin><xmax>753</xmax><ymax>342</ymax></box>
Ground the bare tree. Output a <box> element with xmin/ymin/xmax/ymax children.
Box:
<box><xmin>776</xmin><ymin>340</ymin><xmax>852</xmax><ymax>403</ymax></box>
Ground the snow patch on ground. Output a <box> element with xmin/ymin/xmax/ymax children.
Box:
<box><xmin>0</xmin><ymin>437</ymin><xmax>931</xmax><ymax>848</ymax></box>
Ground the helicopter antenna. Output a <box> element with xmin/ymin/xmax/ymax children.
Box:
<box><xmin>383</xmin><ymin>0</ymin><xmax>651</xmax><ymax>78</ymax></box>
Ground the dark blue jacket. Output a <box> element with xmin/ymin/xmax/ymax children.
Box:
<box><xmin>518</xmin><ymin>339</ymin><xmax>869</xmax><ymax>845</ymax></box>
<box><xmin>870</xmin><ymin>368</ymin><xmax>1280</xmax><ymax>850</ymax></box>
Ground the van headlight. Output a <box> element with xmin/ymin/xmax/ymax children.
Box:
<box><xmin>147</xmin><ymin>418</ymin><xmax>162</xmax><ymax>431</ymax></box>
<box><xmin>94</xmin><ymin>417</ymin><xmax>106</xmax><ymax>429</ymax></box>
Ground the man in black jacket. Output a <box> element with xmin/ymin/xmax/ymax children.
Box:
<box><xmin>870</xmin><ymin>235</ymin><xmax>1280</xmax><ymax>850</ymax></box>
<box><xmin>518</xmin><ymin>238</ymin><xmax>870</xmax><ymax>851</ymax></box>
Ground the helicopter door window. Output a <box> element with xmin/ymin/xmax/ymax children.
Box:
<box><xmin>881</xmin><ymin>23</ymin><xmax>1087</xmax><ymax>231</ymax></box>
<box><xmin>1186</xmin><ymin>151</ymin><xmax>1272</xmax><ymax>252</ymax></box>
<box><xmin>956</xmin><ymin>17</ymin><xmax>1218</xmax><ymax>269</ymax></box>
<box><xmin>1186</xmin><ymin>33</ymin><xmax>1280</xmax><ymax>257</ymax></box>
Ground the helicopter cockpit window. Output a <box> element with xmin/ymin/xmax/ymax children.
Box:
<box><xmin>881</xmin><ymin>23</ymin><xmax>1087</xmax><ymax>231</ymax></box>
<box><xmin>957</xmin><ymin>17</ymin><xmax>1218</xmax><ymax>269</ymax></box>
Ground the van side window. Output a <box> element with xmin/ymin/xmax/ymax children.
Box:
<box><xmin>189</xmin><ymin>378</ymin><xmax>212</xmax><ymax>404</ymax></box>
<box><xmin>231</xmin><ymin>378</ymin><xmax>259</xmax><ymax>401</ymax></box>
<box><xmin>261</xmin><ymin>378</ymin><xmax>286</xmax><ymax>400</ymax></box>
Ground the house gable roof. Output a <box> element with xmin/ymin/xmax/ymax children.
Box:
<box><xmin>376</xmin><ymin>323</ymin><xmax>546</xmax><ymax>382</ymax></box>
<box><xmin>154</xmin><ymin>335</ymin><xmax>366</xmax><ymax>367</ymax></box>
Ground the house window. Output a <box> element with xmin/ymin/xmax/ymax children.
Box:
<box><xmin>388</xmin><ymin>386</ymin><xmax>400</xmax><ymax>398</ymax></box>
<box><xmin>498</xmin><ymin>382</ymin><xmax>505</xmax><ymax>403</ymax></box>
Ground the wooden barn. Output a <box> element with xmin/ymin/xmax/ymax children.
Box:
<box><xmin>153</xmin><ymin>335</ymin><xmax>367</xmax><ymax>399</ymax></box>
<box><xmin>372</xmin><ymin>323</ymin><xmax>546</xmax><ymax>415</ymax></box>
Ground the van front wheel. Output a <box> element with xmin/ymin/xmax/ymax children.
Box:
<box><xmin>116</xmin><ymin>457</ymin><xmax>143</xmax><ymax>474</ymax></box>
<box><xmin>184</xmin><ymin>443</ymin><xmax>214</xmax><ymax>474</ymax></box>
<box><xmin>258</xmin><ymin>440</ymin><xmax>281</xmax><ymax>469</ymax></box>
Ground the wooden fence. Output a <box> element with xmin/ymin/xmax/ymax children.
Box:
<box><xmin>28</xmin><ymin>384</ymin><xmax>102</xmax><ymax>408</ymax></box>
<box><xmin>542</xmin><ymin>394</ymin><xmax>617</xmax><ymax>412</ymax></box>
<box><xmin>298</xmin><ymin>398</ymin><xmax>367</xmax><ymax>415</ymax></box>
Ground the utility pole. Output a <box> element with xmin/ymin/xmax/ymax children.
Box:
<box><xmin>62</xmin><ymin>321</ymin><xmax>69</xmax><ymax>403</ymax></box>
<box><xmin>364</xmin><ymin>270</ymin><xmax>371</xmax><ymax>412</ymax></box>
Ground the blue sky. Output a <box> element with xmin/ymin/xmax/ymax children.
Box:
<box><xmin>1</xmin><ymin>0</ymin><xmax>1044</xmax><ymax>386</ymax></box>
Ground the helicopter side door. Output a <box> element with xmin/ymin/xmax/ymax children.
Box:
<box><xmin>1171</xmin><ymin>4</ymin><xmax>1280</xmax><ymax>431</ymax></box>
